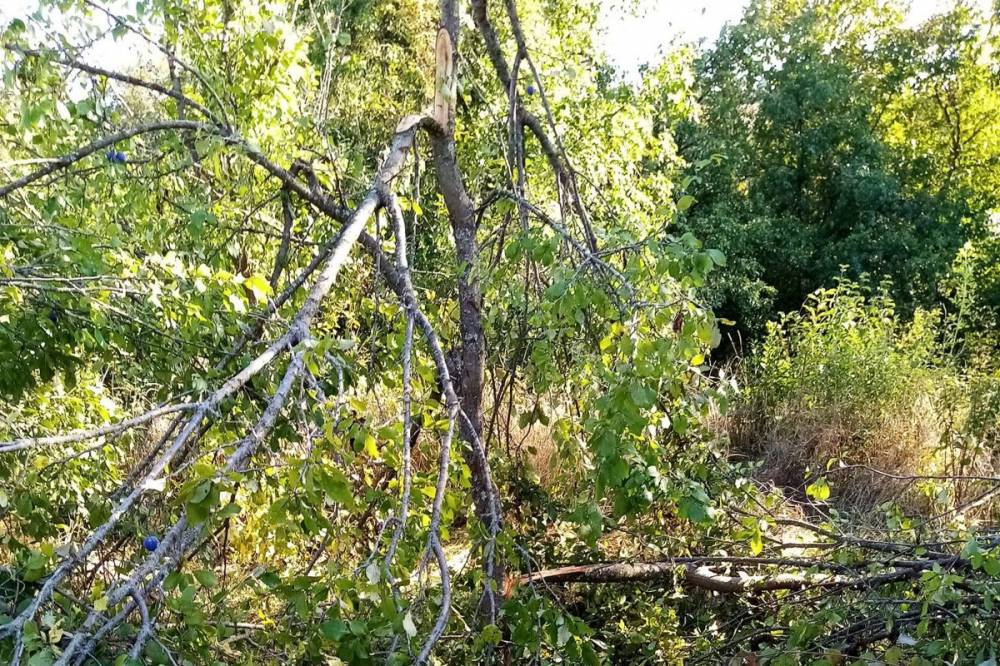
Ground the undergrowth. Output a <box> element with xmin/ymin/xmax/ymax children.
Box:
<box><xmin>728</xmin><ymin>279</ymin><xmax>1000</xmax><ymax>517</ymax></box>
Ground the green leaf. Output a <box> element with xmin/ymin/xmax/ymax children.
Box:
<box><xmin>557</xmin><ymin>622</ymin><xmax>571</xmax><ymax>646</ymax></box>
<box><xmin>194</xmin><ymin>570</ymin><xmax>218</xmax><ymax>588</ymax></box>
<box><xmin>479</xmin><ymin>624</ymin><xmax>502</xmax><ymax>646</ymax></box>
<box><xmin>581</xmin><ymin>641</ymin><xmax>600</xmax><ymax>666</ymax></box>
<box><xmin>187</xmin><ymin>501</ymin><xmax>210</xmax><ymax>524</ymax></box>
<box><xmin>258</xmin><ymin>571</ymin><xmax>280</xmax><ymax>588</ymax></box>
<box><xmin>806</xmin><ymin>478</ymin><xmax>831</xmax><ymax>502</ymax></box>
<box><xmin>188</xmin><ymin>209</ymin><xmax>215</xmax><ymax>236</ymax></box>
<box><xmin>188</xmin><ymin>480</ymin><xmax>213</xmax><ymax>504</ymax></box>
<box><xmin>402</xmin><ymin>612</ymin><xmax>417</xmax><ymax>638</ymax></box>
<box><xmin>28</xmin><ymin>649</ymin><xmax>55</xmax><ymax>666</ymax></box>
<box><xmin>606</xmin><ymin>458</ymin><xmax>629</xmax><ymax>485</ymax></box>
<box><xmin>693</xmin><ymin>252</ymin><xmax>713</xmax><ymax>274</ymax></box>
<box><xmin>320</xmin><ymin>619</ymin><xmax>349</xmax><ymax>641</ymax></box>
<box><xmin>749</xmin><ymin>531</ymin><xmax>763</xmax><ymax>556</ymax></box>
<box><xmin>629</xmin><ymin>383</ymin><xmax>656</xmax><ymax>409</ymax></box>
<box><xmin>676</xmin><ymin>194</ymin><xmax>696</xmax><ymax>212</ymax></box>
<box><xmin>706</xmin><ymin>248</ymin><xmax>726</xmax><ymax>266</ymax></box>
<box><xmin>672</xmin><ymin>413</ymin><xmax>689</xmax><ymax>436</ymax></box>
<box><xmin>317</xmin><ymin>467</ymin><xmax>353</xmax><ymax>505</ymax></box>
<box><xmin>678</xmin><ymin>496</ymin><xmax>711</xmax><ymax>523</ymax></box>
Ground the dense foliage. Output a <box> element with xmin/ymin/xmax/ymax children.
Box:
<box><xmin>0</xmin><ymin>0</ymin><xmax>999</xmax><ymax>664</ymax></box>
<box><xmin>668</xmin><ymin>0</ymin><xmax>1000</xmax><ymax>344</ymax></box>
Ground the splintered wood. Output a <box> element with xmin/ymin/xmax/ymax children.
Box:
<box><xmin>433</xmin><ymin>28</ymin><xmax>454</xmax><ymax>128</ymax></box>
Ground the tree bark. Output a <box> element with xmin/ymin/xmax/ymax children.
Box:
<box><xmin>510</xmin><ymin>558</ymin><xmax>939</xmax><ymax>595</ymax></box>
<box><xmin>431</xmin><ymin>0</ymin><xmax>505</xmax><ymax>622</ymax></box>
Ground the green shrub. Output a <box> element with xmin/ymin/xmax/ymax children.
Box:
<box><xmin>754</xmin><ymin>279</ymin><xmax>942</xmax><ymax>414</ymax></box>
<box><xmin>945</xmin><ymin>236</ymin><xmax>1000</xmax><ymax>368</ymax></box>
<box><xmin>731</xmin><ymin>279</ymin><xmax>949</xmax><ymax>508</ymax></box>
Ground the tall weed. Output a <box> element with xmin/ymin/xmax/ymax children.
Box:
<box><xmin>731</xmin><ymin>279</ymin><xmax>949</xmax><ymax>510</ymax></box>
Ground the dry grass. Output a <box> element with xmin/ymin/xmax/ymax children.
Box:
<box><xmin>481</xmin><ymin>382</ymin><xmax>581</xmax><ymax>489</ymax></box>
<box><xmin>714</xmin><ymin>282</ymin><xmax>1000</xmax><ymax>518</ymax></box>
<box><xmin>719</xmin><ymin>373</ymin><xmax>1000</xmax><ymax>524</ymax></box>
<box><xmin>726</xmin><ymin>392</ymin><xmax>942</xmax><ymax>512</ymax></box>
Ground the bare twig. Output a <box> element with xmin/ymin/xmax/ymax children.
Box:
<box><xmin>0</xmin><ymin>402</ymin><xmax>199</xmax><ymax>454</ymax></box>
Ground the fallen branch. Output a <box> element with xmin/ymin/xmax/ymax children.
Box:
<box><xmin>0</xmin><ymin>402</ymin><xmax>198</xmax><ymax>454</ymax></box>
<box><xmin>0</xmin><ymin>120</ymin><xmax>214</xmax><ymax>198</ymax></box>
<box><xmin>509</xmin><ymin>556</ymin><xmax>940</xmax><ymax>596</ymax></box>
<box><xmin>0</xmin><ymin>112</ymin><xmax>426</xmax><ymax>664</ymax></box>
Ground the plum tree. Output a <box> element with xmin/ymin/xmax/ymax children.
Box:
<box><xmin>1</xmin><ymin>0</ymin><xmax>999</xmax><ymax>664</ymax></box>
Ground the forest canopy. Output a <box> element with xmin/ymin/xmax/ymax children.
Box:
<box><xmin>1</xmin><ymin>0</ymin><xmax>999</xmax><ymax>664</ymax></box>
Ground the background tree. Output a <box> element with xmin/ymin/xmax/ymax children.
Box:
<box><xmin>667</xmin><ymin>0</ymin><xmax>1000</xmax><ymax>346</ymax></box>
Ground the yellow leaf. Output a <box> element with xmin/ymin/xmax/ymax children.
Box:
<box><xmin>364</xmin><ymin>433</ymin><xmax>379</xmax><ymax>459</ymax></box>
